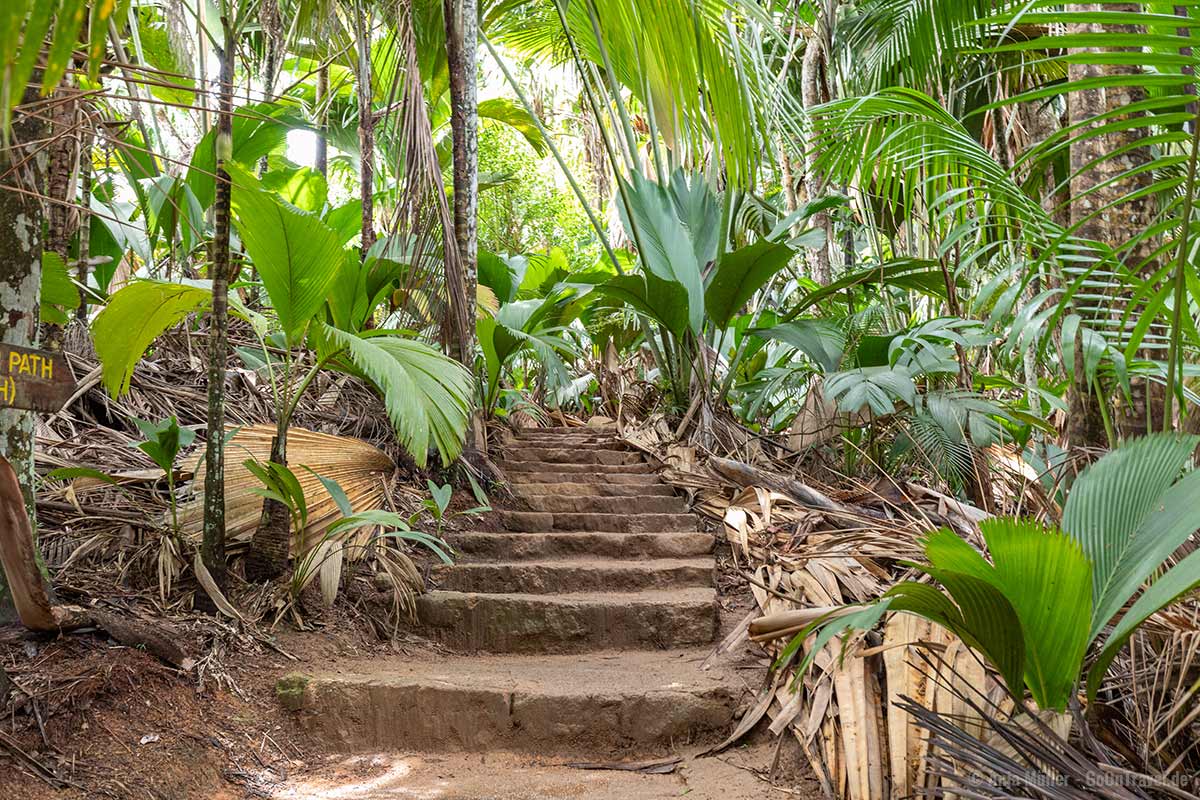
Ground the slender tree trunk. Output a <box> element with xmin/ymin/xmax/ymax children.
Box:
<box><xmin>355</xmin><ymin>4</ymin><xmax>376</xmax><ymax>259</ymax></box>
<box><xmin>315</xmin><ymin>67</ymin><xmax>329</xmax><ymax>177</ymax></box>
<box><xmin>780</xmin><ymin>138</ymin><xmax>799</xmax><ymax>218</ymax></box>
<box><xmin>1066</xmin><ymin>4</ymin><xmax>1158</xmax><ymax>449</ymax></box>
<box><xmin>43</xmin><ymin>81</ymin><xmax>79</xmax><ymax>349</ymax></box>
<box><xmin>201</xmin><ymin>24</ymin><xmax>236</xmax><ymax>591</ymax></box>
<box><xmin>76</xmin><ymin>127</ymin><xmax>93</xmax><ymax>321</ymax></box>
<box><xmin>801</xmin><ymin>35</ymin><xmax>831</xmax><ymax>285</ymax></box>
<box><xmin>444</xmin><ymin>0</ymin><xmax>484</xmax><ymax>451</ymax></box>
<box><xmin>444</xmin><ymin>0</ymin><xmax>479</xmax><ymax>366</ymax></box>
<box><xmin>0</xmin><ymin>91</ymin><xmax>46</xmax><ymax>621</ymax></box>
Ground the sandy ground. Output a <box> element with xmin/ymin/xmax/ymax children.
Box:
<box><xmin>261</xmin><ymin>741</ymin><xmax>817</xmax><ymax>800</ymax></box>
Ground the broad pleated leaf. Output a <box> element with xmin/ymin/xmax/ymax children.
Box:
<box><xmin>596</xmin><ymin>273</ymin><xmax>691</xmax><ymax>339</ymax></box>
<box><xmin>1061</xmin><ymin>434</ymin><xmax>1200</xmax><ymax>640</ymax></box>
<box><xmin>94</xmin><ymin>281</ymin><xmax>213</xmax><ymax>396</ymax></box>
<box><xmin>229</xmin><ymin>163</ymin><xmax>344</xmax><ymax>344</ymax></box>
<box><xmin>978</xmin><ymin>518</ymin><xmax>1093</xmax><ymax>711</ymax></box>
<box><xmin>891</xmin><ymin>572</ymin><xmax>1026</xmax><ymax>702</ymax></box>
<box><xmin>616</xmin><ymin>171</ymin><xmax>706</xmax><ymax>335</ymax></box>
<box><xmin>705</xmin><ymin>240</ymin><xmax>796</xmax><ymax>329</ymax></box>
<box><xmin>1087</xmin><ymin>548</ymin><xmax>1200</xmax><ymax>701</ymax></box>
<box><xmin>320</xmin><ymin>325</ymin><xmax>471</xmax><ymax>467</ymax></box>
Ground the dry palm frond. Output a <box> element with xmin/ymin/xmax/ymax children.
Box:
<box><xmin>177</xmin><ymin>424</ymin><xmax>394</xmax><ymax>557</ymax></box>
<box><xmin>896</xmin><ymin>652</ymin><xmax>1195</xmax><ymax>800</ymax></box>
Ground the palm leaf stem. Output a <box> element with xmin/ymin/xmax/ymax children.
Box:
<box><xmin>480</xmin><ymin>34</ymin><xmax>619</xmax><ymax>273</ymax></box>
<box><xmin>1163</xmin><ymin>108</ymin><xmax>1200</xmax><ymax>431</ymax></box>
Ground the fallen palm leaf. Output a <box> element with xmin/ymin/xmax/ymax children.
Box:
<box><xmin>177</xmin><ymin>424</ymin><xmax>395</xmax><ymax>557</ymax></box>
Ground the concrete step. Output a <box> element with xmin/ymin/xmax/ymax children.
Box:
<box><xmin>433</xmin><ymin>558</ymin><xmax>714</xmax><ymax>594</ymax></box>
<box><xmin>415</xmin><ymin>588</ymin><xmax>718</xmax><ymax>653</ymax></box>
<box><xmin>501</xmin><ymin>460</ymin><xmax>656</xmax><ymax>475</ymax></box>
<box><xmin>280</xmin><ymin>650</ymin><xmax>736</xmax><ymax>757</ymax></box>
<box><xmin>447</xmin><ymin>531</ymin><xmax>715</xmax><ymax>561</ymax></box>
<box><xmin>509</xmin><ymin>437</ymin><xmax>626</xmax><ymax>450</ymax></box>
<box><xmin>515</xmin><ymin>482</ymin><xmax>677</xmax><ymax>497</ymax></box>
<box><xmin>522</xmin><ymin>494</ymin><xmax>685</xmax><ymax>514</ymax></box>
<box><xmin>496</xmin><ymin>510</ymin><xmax>698</xmax><ymax>533</ymax></box>
<box><xmin>508</xmin><ymin>470</ymin><xmax>662</xmax><ymax>486</ymax></box>
<box><xmin>515</xmin><ymin>426</ymin><xmax>616</xmax><ymax>436</ymax></box>
<box><xmin>502</xmin><ymin>448</ymin><xmax>644</xmax><ymax>466</ymax></box>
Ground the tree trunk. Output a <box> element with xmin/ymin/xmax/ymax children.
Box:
<box><xmin>355</xmin><ymin>5</ymin><xmax>376</xmax><ymax>259</ymax></box>
<box><xmin>315</xmin><ymin>66</ymin><xmax>329</xmax><ymax>177</ymax></box>
<box><xmin>0</xmin><ymin>91</ymin><xmax>46</xmax><ymax>622</ymax></box>
<box><xmin>801</xmin><ymin>35</ymin><xmax>831</xmax><ymax>285</ymax></box>
<box><xmin>201</xmin><ymin>24</ymin><xmax>236</xmax><ymax>591</ymax></box>
<box><xmin>444</xmin><ymin>0</ymin><xmax>479</xmax><ymax>366</ymax></box>
<box><xmin>245</xmin><ymin>434</ymin><xmax>290</xmax><ymax>582</ymax></box>
<box><xmin>444</xmin><ymin>0</ymin><xmax>484</xmax><ymax>450</ymax></box>
<box><xmin>1066</xmin><ymin>3</ymin><xmax>1160</xmax><ymax>448</ymax></box>
<box><xmin>76</xmin><ymin>128</ymin><xmax>93</xmax><ymax>321</ymax></box>
<box><xmin>43</xmin><ymin>80</ymin><xmax>79</xmax><ymax>350</ymax></box>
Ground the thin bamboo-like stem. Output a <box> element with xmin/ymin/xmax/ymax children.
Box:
<box><xmin>481</xmin><ymin>35</ymin><xmax>621</xmax><ymax>275</ymax></box>
<box><xmin>1163</xmin><ymin>109</ymin><xmax>1200</xmax><ymax>431</ymax></box>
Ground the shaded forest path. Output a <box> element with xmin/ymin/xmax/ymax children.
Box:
<box><xmin>274</xmin><ymin>427</ymin><xmax>808</xmax><ymax>797</ymax></box>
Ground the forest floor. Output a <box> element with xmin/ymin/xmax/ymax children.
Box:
<box><xmin>0</xmin><ymin>611</ymin><xmax>816</xmax><ymax>799</ymax></box>
<box><xmin>0</xmin><ymin>428</ymin><xmax>820</xmax><ymax>799</ymax></box>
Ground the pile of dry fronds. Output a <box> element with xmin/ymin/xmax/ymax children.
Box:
<box><xmin>30</xmin><ymin>326</ymin><xmax>433</xmax><ymax>628</ymax></box>
<box><xmin>622</xmin><ymin>415</ymin><xmax>1199</xmax><ymax>800</ymax></box>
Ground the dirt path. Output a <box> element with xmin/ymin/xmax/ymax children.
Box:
<box><xmin>274</xmin><ymin>426</ymin><xmax>817</xmax><ymax>798</ymax></box>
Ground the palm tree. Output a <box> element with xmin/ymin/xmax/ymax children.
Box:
<box><xmin>444</xmin><ymin>0</ymin><xmax>480</xmax><ymax>371</ymax></box>
<box><xmin>202</xmin><ymin>11</ymin><xmax>242</xmax><ymax>588</ymax></box>
<box><xmin>1064</xmin><ymin>3</ymin><xmax>1159</xmax><ymax>449</ymax></box>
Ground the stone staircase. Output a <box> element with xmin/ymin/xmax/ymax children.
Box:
<box><xmin>283</xmin><ymin>426</ymin><xmax>732</xmax><ymax>759</ymax></box>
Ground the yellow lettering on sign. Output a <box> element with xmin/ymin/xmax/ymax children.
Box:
<box><xmin>40</xmin><ymin>356</ymin><xmax>52</xmax><ymax>379</ymax></box>
<box><xmin>0</xmin><ymin>377</ymin><xmax>9</xmax><ymax>403</ymax></box>
<box><xmin>7</xmin><ymin>352</ymin><xmax>18</xmax><ymax>374</ymax></box>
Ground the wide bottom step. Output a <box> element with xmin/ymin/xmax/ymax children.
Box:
<box><xmin>416</xmin><ymin>588</ymin><xmax>718</xmax><ymax>653</ymax></box>
<box><xmin>281</xmin><ymin>650</ymin><xmax>736</xmax><ymax>757</ymax></box>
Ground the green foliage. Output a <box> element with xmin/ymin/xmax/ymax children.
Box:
<box><xmin>93</xmin><ymin>281</ymin><xmax>217</xmax><ymax>396</ymax></box>
<box><xmin>130</xmin><ymin>416</ymin><xmax>196</xmax><ymax>535</ymax></box>
<box><xmin>2</xmin><ymin>0</ymin><xmax>117</xmax><ymax>135</ymax></box>
<box><xmin>615</xmin><ymin>170</ymin><xmax>711</xmax><ymax>335</ymax></box>
<box><xmin>244</xmin><ymin>458</ymin><xmax>310</xmax><ymax>531</ymax></box>
<box><xmin>320</xmin><ymin>326</ymin><xmax>473</xmax><ymax>466</ymax></box>
<box><xmin>795</xmin><ymin>434</ymin><xmax>1200</xmax><ymax>711</ymax></box>
<box><xmin>186</xmin><ymin>102</ymin><xmax>305</xmax><ymax>210</ymax></box>
<box><xmin>705</xmin><ymin>240</ymin><xmax>798</xmax><ymax>330</ymax></box>
<box><xmin>132</xmin><ymin>416</ymin><xmax>196</xmax><ymax>476</ymax></box>
<box><xmin>324</xmin><ymin>509</ymin><xmax>453</xmax><ymax>564</ymax></box>
<box><xmin>40</xmin><ymin>251</ymin><xmax>81</xmax><ymax>325</ymax></box>
<box><xmin>478</xmin><ymin>294</ymin><xmax>579</xmax><ymax>415</ymax></box>
<box><xmin>228</xmin><ymin>163</ymin><xmax>344</xmax><ymax>343</ymax></box>
<box><xmin>476</xmin><ymin>124</ymin><xmax>597</xmax><ymax>265</ymax></box>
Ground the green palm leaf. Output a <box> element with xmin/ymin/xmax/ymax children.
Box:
<box><xmin>977</xmin><ymin>519</ymin><xmax>1093</xmax><ymax>712</ymax></box>
<box><xmin>320</xmin><ymin>325</ymin><xmax>472</xmax><ymax>467</ymax></box>
<box><xmin>1087</xmin><ymin>548</ymin><xmax>1200</xmax><ymax>701</ymax></box>
<box><xmin>94</xmin><ymin>281</ymin><xmax>215</xmax><ymax>397</ymax></box>
<box><xmin>1061</xmin><ymin>434</ymin><xmax>1200</xmax><ymax>640</ymax></box>
<box><xmin>228</xmin><ymin>164</ymin><xmax>345</xmax><ymax>344</ymax></box>
<box><xmin>705</xmin><ymin>240</ymin><xmax>796</xmax><ymax>330</ymax></box>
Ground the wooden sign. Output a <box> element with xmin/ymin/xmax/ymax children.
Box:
<box><xmin>0</xmin><ymin>343</ymin><xmax>75</xmax><ymax>413</ymax></box>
